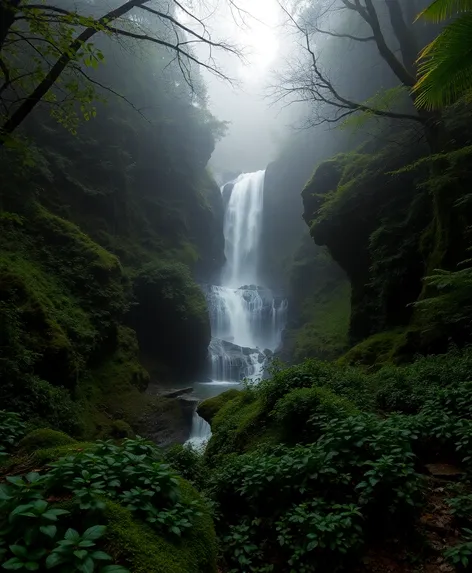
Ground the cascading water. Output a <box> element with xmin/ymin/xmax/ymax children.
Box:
<box><xmin>187</xmin><ymin>170</ymin><xmax>288</xmax><ymax>446</ymax></box>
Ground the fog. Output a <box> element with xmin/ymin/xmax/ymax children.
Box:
<box><xmin>188</xmin><ymin>0</ymin><xmax>296</xmax><ymax>177</ymax></box>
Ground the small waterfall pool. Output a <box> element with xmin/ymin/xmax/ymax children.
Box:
<box><xmin>186</xmin><ymin>170</ymin><xmax>287</xmax><ymax>447</ymax></box>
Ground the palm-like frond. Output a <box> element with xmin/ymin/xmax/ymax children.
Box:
<box><xmin>414</xmin><ymin>12</ymin><xmax>472</xmax><ymax>109</ymax></box>
<box><xmin>416</xmin><ymin>0</ymin><xmax>472</xmax><ymax>22</ymax></box>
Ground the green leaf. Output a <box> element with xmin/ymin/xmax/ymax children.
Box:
<box><xmin>90</xmin><ymin>552</ymin><xmax>112</xmax><ymax>561</ymax></box>
<box><xmin>65</xmin><ymin>528</ymin><xmax>81</xmax><ymax>542</ymax></box>
<box><xmin>25</xmin><ymin>563</ymin><xmax>39</xmax><ymax>571</ymax></box>
<box><xmin>46</xmin><ymin>552</ymin><xmax>65</xmax><ymax>569</ymax></box>
<box><xmin>74</xmin><ymin>550</ymin><xmax>88</xmax><ymax>560</ymax></box>
<box><xmin>40</xmin><ymin>525</ymin><xmax>57</xmax><ymax>539</ymax></box>
<box><xmin>2</xmin><ymin>558</ymin><xmax>24</xmax><ymax>570</ymax></box>
<box><xmin>81</xmin><ymin>556</ymin><xmax>95</xmax><ymax>573</ymax></box>
<box><xmin>83</xmin><ymin>525</ymin><xmax>106</xmax><ymax>540</ymax></box>
<box><xmin>10</xmin><ymin>545</ymin><xmax>27</xmax><ymax>558</ymax></box>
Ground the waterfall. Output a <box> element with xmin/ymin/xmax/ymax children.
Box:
<box><xmin>207</xmin><ymin>171</ymin><xmax>287</xmax><ymax>382</ymax></box>
<box><xmin>186</xmin><ymin>170</ymin><xmax>288</xmax><ymax>447</ymax></box>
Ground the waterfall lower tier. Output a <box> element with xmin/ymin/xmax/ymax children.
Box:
<box><xmin>187</xmin><ymin>409</ymin><xmax>211</xmax><ymax>448</ymax></box>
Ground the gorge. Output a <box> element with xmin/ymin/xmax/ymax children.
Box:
<box><xmin>3</xmin><ymin>1</ymin><xmax>472</xmax><ymax>572</ymax></box>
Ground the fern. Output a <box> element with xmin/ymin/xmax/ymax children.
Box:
<box><xmin>414</xmin><ymin>1</ymin><xmax>472</xmax><ymax>109</ymax></box>
<box><xmin>416</xmin><ymin>0</ymin><xmax>472</xmax><ymax>22</ymax></box>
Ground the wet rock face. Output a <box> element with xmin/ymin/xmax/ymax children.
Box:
<box><xmin>137</xmin><ymin>389</ymin><xmax>197</xmax><ymax>447</ymax></box>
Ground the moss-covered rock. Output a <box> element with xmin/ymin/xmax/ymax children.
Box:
<box><xmin>104</xmin><ymin>480</ymin><xmax>217</xmax><ymax>573</ymax></box>
<box><xmin>197</xmin><ymin>389</ymin><xmax>241</xmax><ymax>424</ymax></box>
<box><xmin>17</xmin><ymin>428</ymin><xmax>76</xmax><ymax>453</ymax></box>
<box><xmin>302</xmin><ymin>140</ymin><xmax>431</xmax><ymax>345</ymax></box>
<box><xmin>204</xmin><ymin>393</ymin><xmax>270</xmax><ymax>462</ymax></box>
<box><xmin>129</xmin><ymin>261</ymin><xmax>210</xmax><ymax>383</ymax></box>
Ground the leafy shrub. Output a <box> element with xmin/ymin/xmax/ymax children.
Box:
<box><xmin>46</xmin><ymin>437</ymin><xmax>201</xmax><ymax>536</ymax></box>
<box><xmin>373</xmin><ymin>349</ymin><xmax>472</xmax><ymax>414</ymax></box>
<box><xmin>18</xmin><ymin>429</ymin><xmax>76</xmax><ymax>453</ymax></box>
<box><xmin>447</xmin><ymin>492</ymin><xmax>472</xmax><ymax>525</ymax></box>
<box><xmin>445</xmin><ymin>529</ymin><xmax>472</xmax><ymax>570</ymax></box>
<box><xmin>275</xmin><ymin>500</ymin><xmax>363</xmax><ymax>573</ymax></box>
<box><xmin>0</xmin><ymin>410</ymin><xmax>26</xmax><ymax>460</ymax></box>
<box><xmin>0</xmin><ymin>472</ymin><xmax>128</xmax><ymax>572</ymax></box>
<box><xmin>272</xmin><ymin>386</ymin><xmax>358</xmax><ymax>443</ymax></box>
<box><xmin>258</xmin><ymin>360</ymin><xmax>334</xmax><ymax>411</ymax></box>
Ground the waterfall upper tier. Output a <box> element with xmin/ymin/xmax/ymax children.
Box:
<box><xmin>222</xmin><ymin>170</ymin><xmax>265</xmax><ymax>288</ymax></box>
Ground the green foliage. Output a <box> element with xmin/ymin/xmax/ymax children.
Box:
<box><xmin>0</xmin><ymin>411</ymin><xmax>26</xmax><ymax>461</ymax></box>
<box><xmin>200</xmin><ymin>354</ymin><xmax>472</xmax><ymax>572</ymax></box>
<box><xmin>272</xmin><ymin>386</ymin><xmax>358</xmax><ymax>443</ymax></box>
<box><xmin>0</xmin><ymin>430</ymin><xmax>216</xmax><ymax>572</ymax></box>
<box><xmin>163</xmin><ymin>444</ymin><xmax>209</xmax><ymax>491</ymax></box>
<box><xmin>275</xmin><ymin>500</ymin><xmax>363</xmax><ymax>573</ymax></box>
<box><xmin>415</xmin><ymin>1</ymin><xmax>472</xmax><ymax>110</ymax></box>
<box><xmin>0</xmin><ymin>470</ymin><xmax>127</xmax><ymax>573</ymax></box>
<box><xmin>445</xmin><ymin>529</ymin><xmax>472</xmax><ymax>570</ymax></box>
<box><xmin>210</xmin><ymin>409</ymin><xmax>422</xmax><ymax>572</ymax></box>
<box><xmin>45</xmin><ymin>437</ymin><xmax>198</xmax><ymax>534</ymax></box>
<box><xmin>18</xmin><ymin>430</ymin><xmax>76</xmax><ymax>454</ymax></box>
<box><xmin>103</xmin><ymin>486</ymin><xmax>217</xmax><ymax>573</ymax></box>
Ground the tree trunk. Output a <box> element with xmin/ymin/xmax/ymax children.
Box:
<box><xmin>0</xmin><ymin>0</ymin><xmax>20</xmax><ymax>50</ymax></box>
<box><xmin>384</xmin><ymin>0</ymin><xmax>418</xmax><ymax>75</ymax></box>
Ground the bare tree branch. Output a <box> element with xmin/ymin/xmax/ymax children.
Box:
<box><xmin>273</xmin><ymin>3</ymin><xmax>423</xmax><ymax>127</ymax></box>
<box><xmin>1</xmin><ymin>0</ymin><xmax>244</xmax><ymax>141</ymax></box>
<box><xmin>70</xmin><ymin>63</ymin><xmax>149</xmax><ymax>122</ymax></box>
<box><xmin>312</xmin><ymin>24</ymin><xmax>374</xmax><ymax>42</ymax></box>
<box><xmin>105</xmin><ymin>25</ymin><xmax>233</xmax><ymax>82</ymax></box>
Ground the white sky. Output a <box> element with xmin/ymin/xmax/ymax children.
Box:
<box><xmin>184</xmin><ymin>0</ymin><xmax>290</xmax><ymax>174</ymax></box>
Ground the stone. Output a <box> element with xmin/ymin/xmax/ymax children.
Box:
<box><xmin>425</xmin><ymin>463</ymin><xmax>464</xmax><ymax>479</ymax></box>
<box><xmin>162</xmin><ymin>387</ymin><xmax>194</xmax><ymax>399</ymax></box>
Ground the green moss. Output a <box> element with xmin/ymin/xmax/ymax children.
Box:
<box><xmin>339</xmin><ymin>330</ymin><xmax>409</xmax><ymax>367</ymax></box>
<box><xmin>291</xmin><ymin>281</ymin><xmax>351</xmax><ymax>362</ymax></box>
<box><xmin>1</xmin><ymin>442</ymin><xmax>95</xmax><ymax>477</ymax></box>
<box><xmin>104</xmin><ymin>480</ymin><xmax>217</xmax><ymax>573</ymax></box>
<box><xmin>197</xmin><ymin>389</ymin><xmax>241</xmax><ymax>424</ymax></box>
<box><xmin>18</xmin><ymin>428</ymin><xmax>76</xmax><ymax>453</ymax></box>
<box><xmin>205</xmin><ymin>393</ymin><xmax>277</xmax><ymax>462</ymax></box>
<box><xmin>283</xmin><ymin>236</ymin><xmax>351</xmax><ymax>363</ymax></box>
<box><xmin>0</xmin><ymin>205</ymin><xmax>132</xmax><ymax>434</ymax></box>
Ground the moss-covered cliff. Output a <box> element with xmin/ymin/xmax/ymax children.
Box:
<box><xmin>0</xmin><ymin>44</ymin><xmax>225</xmax><ymax>437</ymax></box>
<box><xmin>302</xmin><ymin>116</ymin><xmax>472</xmax><ymax>362</ymax></box>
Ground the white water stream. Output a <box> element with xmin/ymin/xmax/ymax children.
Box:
<box><xmin>187</xmin><ymin>171</ymin><xmax>287</xmax><ymax>447</ymax></box>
